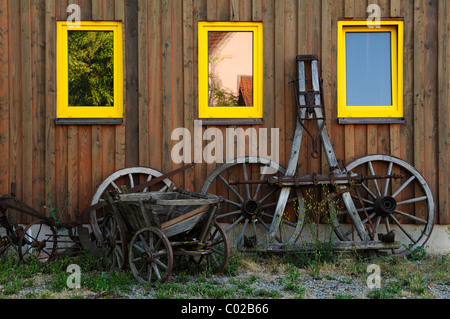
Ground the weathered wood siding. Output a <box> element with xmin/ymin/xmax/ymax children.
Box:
<box><xmin>0</xmin><ymin>0</ymin><xmax>448</xmax><ymax>224</ymax></box>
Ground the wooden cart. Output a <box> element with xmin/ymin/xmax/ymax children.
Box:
<box><xmin>103</xmin><ymin>188</ymin><xmax>230</xmax><ymax>285</ymax></box>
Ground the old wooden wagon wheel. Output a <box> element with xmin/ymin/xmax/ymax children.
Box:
<box><xmin>90</xmin><ymin>167</ymin><xmax>173</xmax><ymax>241</ymax></box>
<box><xmin>129</xmin><ymin>227</ymin><xmax>173</xmax><ymax>285</ymax></box>
<box><xmin>18</xmin><ymin>220</ymin><xmax>58</xmax><ymax>263</ymax></box>
<box><xmin>201</xmin><ymin>157</ymin><xmax>304</xmax><ymax>248</ymax></box>
<box><xmin>100</xmin><ymin>211</ymin><xmax>128</xmax><ymax>270</ymax></box>
<box><xmin>334</xmin><ymin>154</ymin><xmax>435</xmax><ymax>256</ymax></box>
<box><xmin>191</xmin><ymin>221</ymin><xmax>230</xmax><ymax>273</ymax></box>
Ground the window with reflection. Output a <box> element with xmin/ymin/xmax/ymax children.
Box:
<box><xmin>337</xmin><ymin>20</ymin><xmax>403</xmax><ymax>121</ymax></box>
<box><xmin>57</xmin><ymin>21</ymin><xmax>123</xmax><ymax>119</ymax></box>
<box><xmin>199</xmin><ymin>22</ymin><xmax>263</xmax><ymax>119</ymax></box>
<box><xmin>68</xmin><ymin>31</ymin><xmax>114</xmax><ymax>107</ymax></box>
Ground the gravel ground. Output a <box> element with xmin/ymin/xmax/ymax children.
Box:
<box><xmin>2</xmin><ymin>254</ymin><xmax>448</xmax><ymax>300</ymax></box>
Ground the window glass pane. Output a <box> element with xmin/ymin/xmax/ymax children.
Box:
<box><xmin>68</xmin><ymin>31</ymin><xmax>114</xmax><ymax>106</ymax></box>
<box><xmin>345</xmin><ymin>32</ymin><xmax>392</xmax><ymax>106</ymax></box>
<box><xmin>208</xmin><ymin>31</ymin><xmax>253</xmax><ymax>107</ymax></box>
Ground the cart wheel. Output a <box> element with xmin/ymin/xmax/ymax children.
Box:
<box><xmin>90</xmin><ymin>167</ymin><xmax>174</xmax><ymax>241</ymax></box>
<box><xmin>205</xmin><ymin>222</ymin><xmax>230</xmax><ymax>273</ymax></box>
<box><xmin>100</xmin><ymin>211</ymin><xmax>128</xmax><ymax>270</ymax></box>
<box><xmin>129</xmin><ymin>227</ymin><xmax>173</xmax><ymax>285</ymax></box>
<box><xmin>201</xmin><ymin>157</ymin><xmax>304</xmax><ymax>248</ymax></box>
<box><xmin>334</xmin><ymin>154</ymin><xmax>435</xmax><ymax>256</ymax></box>
<box><xmin>18</xmin><ymin>220</ymin><xmax>58</xmax><ymax>263</ymax></box>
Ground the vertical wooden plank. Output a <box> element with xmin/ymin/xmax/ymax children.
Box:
<box><xmin>114</xmin><ymin>0</ymin><xmax>126</xmax><ymax>171</ymax></box>
<box><xmin>125</xmin><ymin>0</ymin><xmax>139</xmax><ymax>168</ymax></box>
<box><xmin>22</xmin><ymin>0</ymin><xmax>33</xmax><ymax>210</ymax></box>
<box><xmin>252</xmin><ymin>0</ymin><xmax>262</xmax><ymax>21</ymax></box>
<box><xmin>274</xmin><ymin>0</ymin><xmax>285</xmax><ymax>169</ymax></box>
<box><xmin>344</xmin><ymin>0</ymin><xmax>354</xmax><ymax>18</ymax></box>
<box><xmin>284</xmin><ymin>0</ymin><xmax>297</xmax><ymax>173</ymax></box>
<box><xmin>76</xmin><ymin>0</ymin><xmax>92</xmax><ymax>216</ymax></box>
<box><xmin>216</xmin><ymin>0</ymin><xmax>230</xmax><ymax>21</ymax></box>
<box><xmin>161</xmin><ymin>0</ymin><xmax>173</xmax><ymax>174</ymax></box>
<box><xmin>297</xmin><ymin>0</ymin><xmax>307</xmax><ymax>55</ymax></box>
<box><xmin>230</xmin><ymin>0</ymin><xmax>239</xmax><ymax>21</ymax></box>
<box><xmin>56</xmin><ymin>0</ymin><xmax>69</xmax><ymax>221</ymax></box>
<box><xmin>138</xmin><ymin>0</ymin><xmax>149</xmax><ymax>168</ymax></box>
<box><xmin>401</xmin><ymin>0</ymin><xmax>415</xmax><ymax>164</ymax></box>
<box><xmin>321</xmin><ymin>0</ymin><xmax>332</xmax><ymax>172</ymax></box>
<box><xmin>240</xmin><ymin>0</ymin><xmax>252</xmax><ymax>21</ymax></box>
<box><xmin>31</xmin><ymin>0</ymin><xmax>47</xmax><ymax>216</ymax></box>
<box><xmin>64</xmin><ymin>0</ymin><xmax>79</xmax><ymax>221</ymax></box>
<box><xmin>183</xmin><ymin>0</ymin><xmax>195</xmax><ymax>191</ymax></box>
<box><xmin>437</xmin><ymin>0</ymin><xmax>449</xmax><ymax>224</ymax></box>
<box><xmin>204</xmin><ymin>0</ymin><xmax>217</xmax><ymax>195</ymax></box>
<box><xmin>329</xmin><ymin>0</ymin><xmax>345</xmax><ymax>163</ymax></box>
<box><xmin>148</xmin><ymin>0</ymin><xmax>163</xmax><ymax>172</ymax></box>
<box><xmin>343</xmin><ymin>0</ymin><xmax>355</xmax><ymax>164</ymax></box>
<box><xmin>423</xmin><ymin>0</ymin><xmax>438</xmax><ymax>221</ymax></box>
<box><xmin>0</xmin><ymin>0</ymin><xmax>9</xmax><ymax>195</ymax></box>
<box><xmin>171</xmin><ymin>0</ymin><xmax>184</xmax><ymax>187</ymax></box>
<box><xmin>91</xmin><ymin>0</ymin><xmax>102</xmax><ymax>196</ymax></box>
<box><xmin>413</xmin><ymin>0</ymin><xmax>425</xmax><ymax>180</ymax></box>
<box><xmin>193</xmin><ymin>0</ymin><xmax>206</xmax><ymax>191</ymax></box>
<box><xmin>102</xmin><ymin>0</ymin><xmax>116</xmax><ymax>183</ymax></box>
<box><xmin>389</xmin><ymin>1</ymin><xmax>401</xmax><ymax>159</ymax></box>
<box><xmin>45</xmin><ymin>0</ymin><xmax>56</xmax><ymax>218</ymax></box>
<box><xmin>391</xmin><ymin>0</ymin><xmax>401</xmax><ymax>17</ymax></box>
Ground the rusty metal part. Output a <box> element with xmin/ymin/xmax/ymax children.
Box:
<box><xmin>229</xmin><ymin>173</ymin><xmax>403</xmax><ymax>187</ymax></box>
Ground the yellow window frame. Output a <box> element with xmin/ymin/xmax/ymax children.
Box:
<box><xmin>337</xmin><ymin>20</ymin><xmax>404</xmax><ymax>119</ymax></box>
<box><xmin>57</xmin><ymin>21</ymin><xmax>123</xmax><ymax>119</ymax></box>
<box><xmin>198</xmin><ymin>21</ymin><xmax>263</xmax><ymax>119</ymax></box>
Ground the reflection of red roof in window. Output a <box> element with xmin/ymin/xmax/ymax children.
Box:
<box><xmin>238</xmin><ymin>75</ymin><xmax>253</xmax><ymax>106</ymax></box>
<box><xmin>208</xmin><ymin>32</ymin><xmax>228</xmax><ymax>55</ymax></box>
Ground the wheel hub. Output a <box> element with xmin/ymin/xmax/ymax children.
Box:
<box><xmin>142</xmin><ymin>251</ymin><xmax>153</xmax><ymax>264</ymax></box>
<box><xmin>241</xmin><ymin>199</ymin><xmax>262</xmax><ymax>220</ymax></box>
<box><xmin>374</xmin><ymin>196</ymin><xmax>397</xmax><ymax>217</ymax></box>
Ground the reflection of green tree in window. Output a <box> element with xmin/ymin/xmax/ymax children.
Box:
<box><xmin>68</xmin><ymin>31</ymin><xmax>114</xmax><ymax>106</ymax></box>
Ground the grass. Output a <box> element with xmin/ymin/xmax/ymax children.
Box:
<box><xmin>0</xmin><ymin>248</ymin><xmax>448</xmax><ymax>299</ymax></box>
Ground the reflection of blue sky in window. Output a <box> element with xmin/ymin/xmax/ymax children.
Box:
<box><xmin>346</xmin><ymin>32</ymin><xmax>392</xmax><ymax>106</ymax></box>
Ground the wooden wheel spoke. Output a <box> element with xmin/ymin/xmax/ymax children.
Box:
<box><xmin>389</xmin><ymin>215</ymin><xmax>415</xmax><ymax>242</ymax></box>
<box><xmin>128</xmin><ymin>173</ymin><xmax>135</xmax><ymax>188</ymax></box>
<box><xmin>259</xmin><ymin>188</ymin><xmax>277</xmax><ymax>204</ymax></box>
<box><xmin>361</xmin><ymin>182</ymin><xmax>377</xmax><ymax>200</ymax></box>
<box><xmin>218</xmin><ymin>174</ymin><xmax>244</xmax><ymax>203</ymax></box>
<box><xmin>223</xmin><ymin>198</ymin><xmax>242</xmax><ymax>208</ymax></box>
<box><xmin>393</xmin><ymin>210</ymin><xmax>428</xmax><ymax>224</ymax></box>
<box><xmin>368</xmin><ymin>161</ymin><xmax>381</xmax><ymax>196</ymax></box>
<box><xmin>217</xmin><ymin>209</ymin><xmax>241</xmax><ymax>219</ymax></box>
<box><xmin>396</xmin><ymin>196</ymin><xmax>428</xmax><ymax>206</ymax></box>
<box><xmin>383</xmin><ymin>161</ymin><xmax>393</xmax><ymax>196</ymax></box>
<box><xmin>351</xmin><ymin>194</ymin><xmax>374</xmax><ymax>205</ymax></box>
<box><xmin>225</xmin><ymin>215</ymin><xmax>244</xmax><ymax>232</ymax></box>
<box><xmin>253</xmin><ymin>173</ymin><xmax>266</xmax><ymax>200</ymax></box>
<box><xmin>143</xmin><ymin>175</ymin><xmax>152</xmax><ymax>192</ymax></box>
<box><xmin>392</xmin><ymin>176</ymin><xmax>415</xmax><ymax>198</ymax></box>
<box><xmin>242</xmin><ymin>162</ymin><xmax>251</xmax><ymax>199</ymax></box>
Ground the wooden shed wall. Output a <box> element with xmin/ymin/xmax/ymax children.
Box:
<box><xmin>0</xmin><ymin>0</ymin><xmax>448</xmax><ymax>224</ymax></box>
